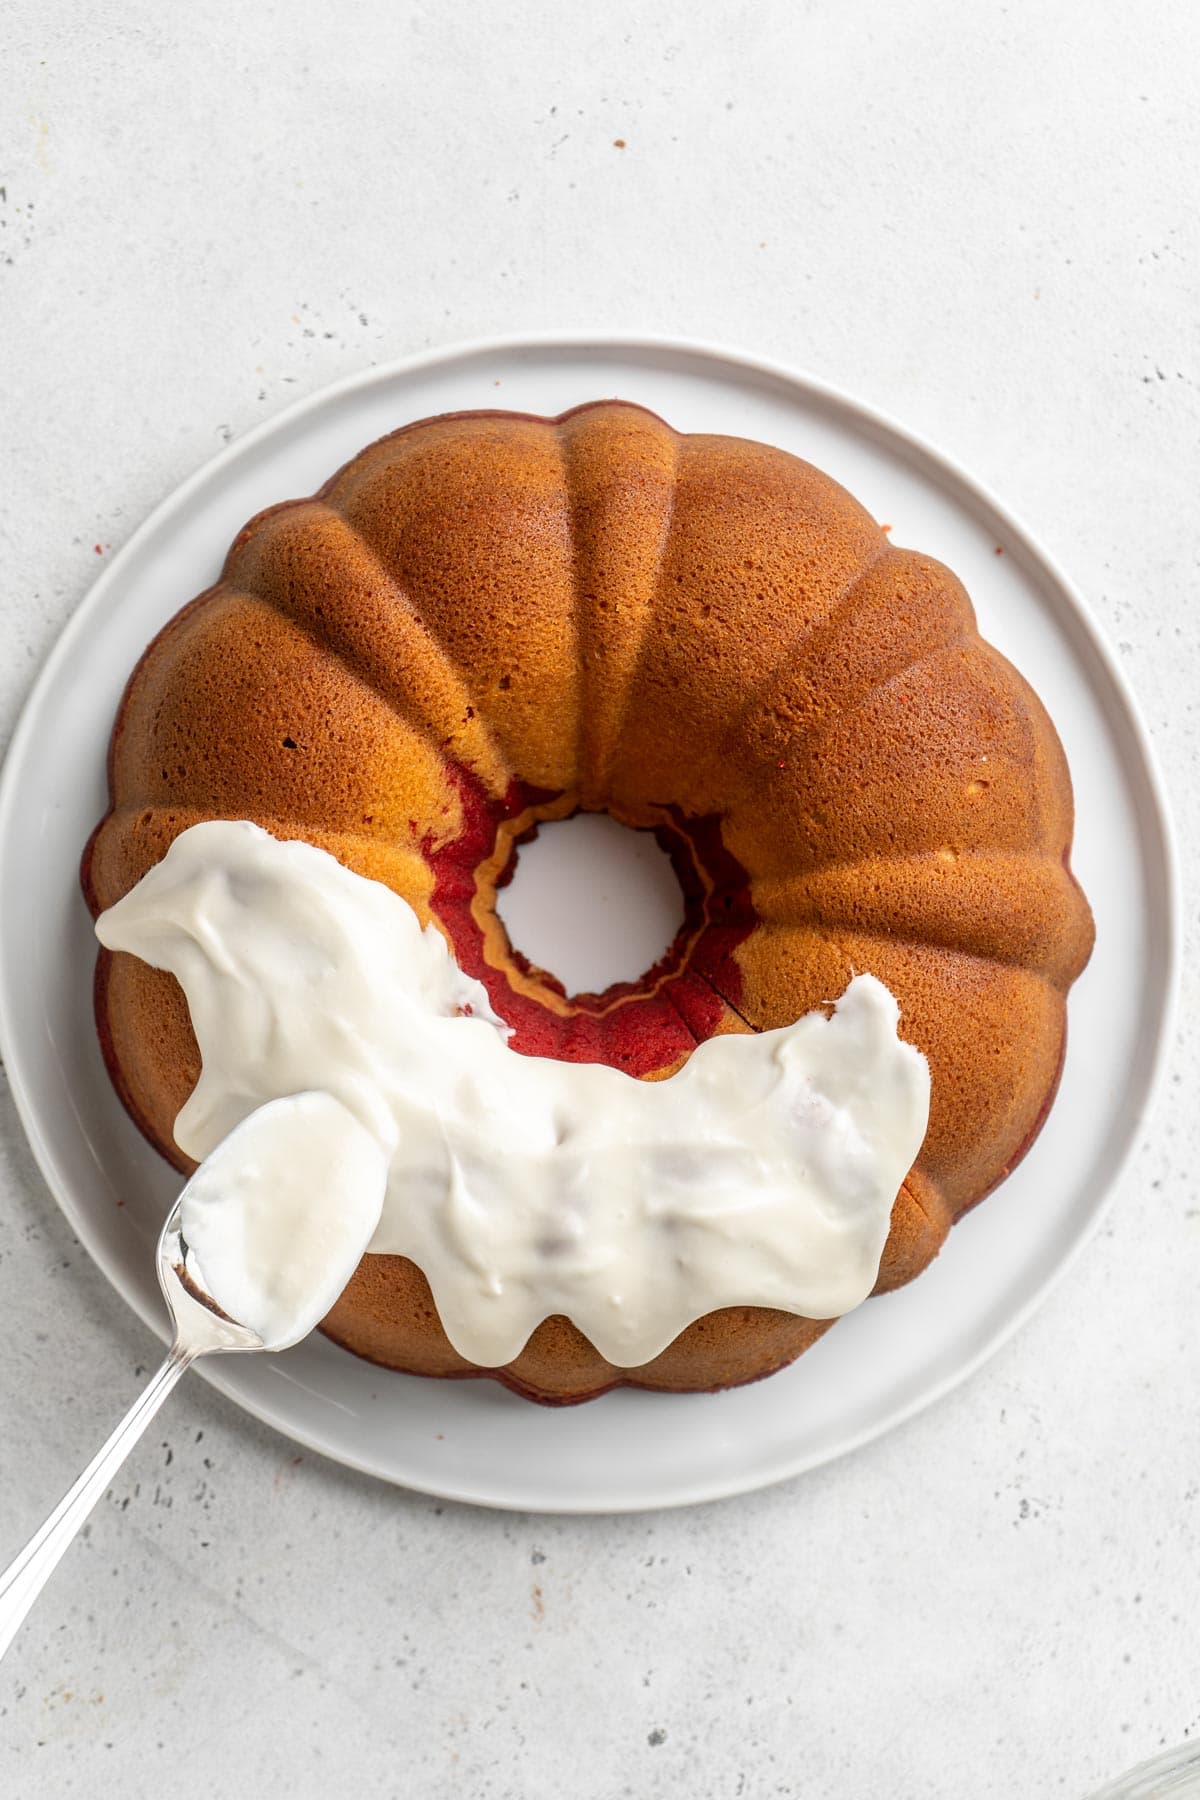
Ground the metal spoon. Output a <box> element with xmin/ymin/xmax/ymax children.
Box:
<box><xmin>0</xmin><ymin>1187</ymin><xmax>263</xmax><ymax>1662</ymax></box>
<box><xmin>0</xmin><ymin>1090</ymin><xmax>387</xmax><ymax>1663</ymax></box>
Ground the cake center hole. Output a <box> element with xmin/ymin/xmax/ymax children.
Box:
<box><xmin>496</xmin><ymin>814</ymin><xmax>686</xmax><ymax>997</ymax></box>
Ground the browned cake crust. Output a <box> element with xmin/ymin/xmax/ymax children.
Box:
<box><xmin>82</xmin><ymin>402</ymin><xmax>1094</xmax><ymax>1403</ymax></box>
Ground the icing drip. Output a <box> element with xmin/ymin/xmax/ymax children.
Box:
<box><xmin>97</xmin><ymin>822</ymin><xmax>930</xmax><ymax>1365</ymax></box>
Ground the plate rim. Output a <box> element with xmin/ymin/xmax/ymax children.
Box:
<box><xmin>0</xmin><ymin>330</ymin><xmax>1182</xmax><ymax>1512</ymax></box>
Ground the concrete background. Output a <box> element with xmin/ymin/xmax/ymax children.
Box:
<box><xmin>2</xmin><ymin>2</ymin><xmax>1198</xmax><ymax>1794</ymax></box>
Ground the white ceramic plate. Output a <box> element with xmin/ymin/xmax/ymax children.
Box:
<box><xmin>0</xmin><ymin>335</ymin><xmax>1178</xmax><ymax>1513</ymax></box>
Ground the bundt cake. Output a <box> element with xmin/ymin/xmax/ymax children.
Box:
<box><xmin>82</xmin><ymin>400</ymin><xmax>1094</xmax><ymax>1403</ymax></box>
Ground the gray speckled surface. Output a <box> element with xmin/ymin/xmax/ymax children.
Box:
<box><xmin>1</xmin><ymin>4</ymin><xmax>1197</xmax><ymax>1795</ymax></box>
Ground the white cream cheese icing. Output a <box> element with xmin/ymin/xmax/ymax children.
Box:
<box><xmin>96</xmin><ymin>820</ymin><xmax>931</xmax><ymax>1366</ymax></box>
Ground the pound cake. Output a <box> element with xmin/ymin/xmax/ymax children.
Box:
<box><xmin>82</xmin><ymin>401</ymin><xmax>1095</xmax><ymax>1402</ymax></box>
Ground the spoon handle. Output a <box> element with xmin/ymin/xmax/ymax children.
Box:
<box><xmin>0</xmin><ymin>1339</ymin><xmax>196</xmax><ymax>1662</ymax></box>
